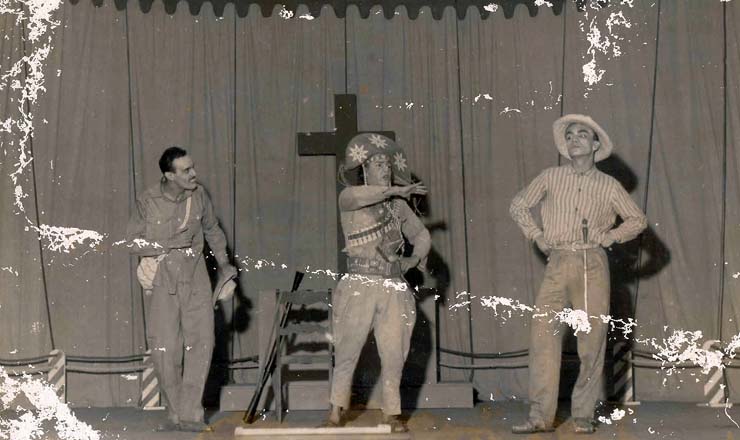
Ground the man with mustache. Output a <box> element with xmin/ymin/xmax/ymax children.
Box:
<box><xmin>510</xmin><ymin>115</ymin><xmax>646</xmax><ymax>434</ymax></box>
<box><xmin>325</xmin><ymin>133</ymin><xmax>430</xmax><ymax>433</ymax></box>
<box><xmin>127</xmin><ymin>146</ymin><xmax>237</xmax><ymax>432</ymax></box>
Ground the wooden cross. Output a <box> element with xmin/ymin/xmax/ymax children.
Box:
<box><xmin>297</xmin><ymin>94</ymin><xmax>395</xmax><ymax>273</ymax></box>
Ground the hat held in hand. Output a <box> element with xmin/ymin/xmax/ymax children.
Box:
<box><xmin>213</xmin><ymin>271</ymin><xmax>237</xmax><ymax>305</ymax></box>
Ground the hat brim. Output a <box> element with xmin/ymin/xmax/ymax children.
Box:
<box><xmin>215</xmin><ymin>280</ymin><xmax>236</xmax><ymax>302</ymax></box>
<box><xmin>553</xmin><ymin>114</ymin><xmax>613</xmax><ymax>162</ymax></box>
<box><xmin>213</xmin><ymin>273</ymin><xmax>237</xmax><ymax>301</ymax></box>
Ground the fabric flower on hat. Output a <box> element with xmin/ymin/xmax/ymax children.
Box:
<box><xmin>348</xmin><ymin>143</ymin><xmax>369</xmax><ymax>164</ymax></box>
<box><xmin>393</xmin><ymin>152</ymin><xmax>407</xmax><ymax>172</ymax></box>
<box><xmin>392</xmin><ymin>150</ymin><xmax>412</xmax><ymax>185</ymax></box>
<box><xmin>368</xmin><ymin>133</ymin><xmax>389</xmax><ymax>149</ymax></box>
<box><xmin>343</xmin><ymin>133</ymin><xmax>414</xmax><ymax>185</ymax></box>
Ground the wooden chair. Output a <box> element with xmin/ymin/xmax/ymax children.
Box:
<box><xmin>272</xmin><ymin>289</ymin><xmax>333</xmax><ymax>422</ymax></box>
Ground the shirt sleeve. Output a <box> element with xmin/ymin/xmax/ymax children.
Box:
<box><xmin>125</xmin><ymin>197</ymin><xmax>168</xmax><ymax>256</ymax></box>
<box><xmin>397</xmin><ymin>200</ymin><xmax>431</xmax><ymax>261</ymax></box>
<box><xmin>200</xmin><ymin>189</ymin><xmax>230</xmax><ymax>265</ymax></box>
<box><xmin>607</xmin><ymin>182</ymin><xmax>647</xmax><ymax>244</ymax></box>
<box><xmin>509</xmin><ymin>170</ymin><xmax>548</xmax><ymax>241</ymax></box>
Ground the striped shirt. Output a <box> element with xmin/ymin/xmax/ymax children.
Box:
<box><xmin>510</xmin><ymin>165</ymin><xmax>647</xmax><ymax>248</ymax></box>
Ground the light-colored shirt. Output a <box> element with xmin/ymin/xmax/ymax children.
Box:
<box><xmin>127</xmin><ymin>182</ymin><xmax>229</xmax><ymax>294</ymax></box>
<box><xmin>510</xmin><ymin>165</ymin><xmax>647</xmax><ymax>248</ymax></box>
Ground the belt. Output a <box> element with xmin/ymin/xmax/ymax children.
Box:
<box><xmin>550</xmin><ymin>243</ymin><xmax>602</xmax><ymax>251</ymax></box>
<box><xmin>347</xmin><ymin>257</ymin><xmax>402</xmax><ymax>278</ymax></box>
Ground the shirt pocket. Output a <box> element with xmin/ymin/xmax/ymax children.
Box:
<box><xmin>144</xmin><ymin>202</ymin><xmax>173</xmax><ymax>243</ymax></box>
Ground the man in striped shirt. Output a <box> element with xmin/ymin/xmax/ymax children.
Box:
<box><xmin>510</xmin><ymin>114</ymin><xmax>647</xmax><ymax>434</ymax></box>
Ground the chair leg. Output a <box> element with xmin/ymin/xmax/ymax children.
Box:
<box><xmin>276</xmin><ymin>337</ymin><xmax>285</xmax><ymax>423</ymax></box>
<box><xmin>278</xmin><ymin>369</ymin><xmax>283</xmax><ymax>421</ymax></box>
<box><xmin>328</xmin><ymin>290</ymin><xmax>334</xmax><ymax>391</ymax></box>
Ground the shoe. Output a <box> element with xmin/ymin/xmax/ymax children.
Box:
<box><xmin>573</xmin><ymin>418</ymin><xmax>595</xmax><ymax>434</ymax></box>
<box><xmin>178</xmin><ymin>420</ymin><xmax>214</xmax><ymax>432</ymax></box>
<box><xmin>319</xmin><ymin>406</ymin><xmax>346</xmax><ymax>428</ymax></box>
<box><xmin>381</xmin><ymin>414</ymin><xmax>408</xmax><ymax>433</ymax></box>
<box><xmin>511</xmin><ymin>419</ymin><xmax>555</xmax><ymax>434</ymax></box>
<box><xmin>154</xmin><ymin>420</ymin><xmax>179</xmax><ymax>432</ymax></box>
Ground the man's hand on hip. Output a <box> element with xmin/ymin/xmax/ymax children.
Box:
<box><xmin>400</xmin><ymin>256</ymin><xmax>421</xmax><ymax>272</ymax></box>
<box><xmin>534</xmin><ymin>235</ymin><xmax>551</xmax><ymax>256</ymax></box>
<box><xmin>600</xmin><ymin>236</ymin><xmax>615</xmax><ymax>248</ymax></box>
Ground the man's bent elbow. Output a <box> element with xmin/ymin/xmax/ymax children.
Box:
<box><xmin>509</xmin><ymin>200</ymin><xmax>524</xmax><ymax>221</ymax></box>
<box><xmin>636</xmin><ymin>214</ymin><xmax>648</xmax><ymax>234</ymax></box>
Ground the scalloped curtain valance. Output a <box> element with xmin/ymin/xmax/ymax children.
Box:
<box><xmin>70</xmin><ymin>0</ymin><xmax>602</xmax><ymax>19</ymax></box>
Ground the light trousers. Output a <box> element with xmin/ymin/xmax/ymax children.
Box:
<box><xmin>329</xmin><ymin>275</ymin><xmax>416</xmax><ymax>415</ymax></box>
<box><xmin>528</xmin><ymin>248</ymin><xmax>610</xmax><ymax>424</ymax></box>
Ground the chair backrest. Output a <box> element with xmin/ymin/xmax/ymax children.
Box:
<box><xmin>277</xmin><ymin>289</ymin><xmax>332</xmax><ymax>306</ymax></box>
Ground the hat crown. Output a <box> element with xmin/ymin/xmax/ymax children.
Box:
<box><xmin>342</xmin><ymin>133</ymin><xmax>413</xmax><ymax>185</ymax></box>
<box><xmin>552</xmin><ymin>114</ymin><xmax>613</xmax><ymax>162</ymax></box>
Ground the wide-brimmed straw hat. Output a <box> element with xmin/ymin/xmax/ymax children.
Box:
<box><xmin>552</xmin><ymin>114</ymin><xmax>613</xmax><ymax>162</ymax></box>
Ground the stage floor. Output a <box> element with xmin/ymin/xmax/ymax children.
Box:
<box><xmin>33</xmin><ymin>401</ymin><xmax>740</xmax><ymax>439</ymax></box>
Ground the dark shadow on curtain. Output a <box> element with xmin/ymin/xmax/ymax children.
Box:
<box><xmin>203</xmin><ymin>249</ymin><xmax>228</xmax><ymax>406</ymax></box>
<box><xmin>205</xmin><ymin>277</ymin><xmax>254</xmax><ymax>406</ymax></box>
<box><xmin>403</xmin><ymin>191</ymin><xmax>449</xmax><ymax>409</ymax></box>
<box><xmin>599</xmin><ymin>153</ymin><xmax>671</xmax><ymax>333</ymax></box>
<box><xmin>203</xmin><ymin>214</ymin><xmax>254</xmax><ymax>406</ymax></box>
<box><xmin>408</xmin><ymin>183</ymin><xmax>452</xmax><ymax>300</ymax></box>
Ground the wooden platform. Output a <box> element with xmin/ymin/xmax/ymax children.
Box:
<box><xmin>18</xmin><ymin>401</ymin><xmax>740</xmax><ymax>439</ymax></box>
<box><xmin>234</xmin><ymin>424</ymin><xmax>392</xmax><ymax>436</ymax></box>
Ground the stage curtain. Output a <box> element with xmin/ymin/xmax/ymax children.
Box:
<box><xmin>723</xmin><ymin>0</ymin><xmax>740</xmax><ymax>401</ymax></box>
<box><xmin>233</xmin><ymin>3</ymin><xmax>344</xmax><ymax>381</ymax></box>
<box><xmin>27</xmin><ymin>0</ymin><xmax>137</xmax><ymax>406</ymax></box>
<box><xmin>633</xmin><ymin>0</ymin><xmax>726</xmax><ymax>401</ymax></box>
<box><xmin>457</xmin><ymin>3</ymin><xmax>564</xmax><ymax>398</ymax></box>
<box><xmin>0</xmin><ymin>6</ymin><xmax>51</xmax><ymax>358</ymax></box>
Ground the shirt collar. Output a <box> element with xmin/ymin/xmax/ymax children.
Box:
<box><xmin>566</xmin><ymin>164</ymin><xmax>598</xmax><ymax>177</ymax></box>
<box><xmin>156</xmin><ymin>180</ymin><xmax>193</xmax><ymax>202</ymax></box>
